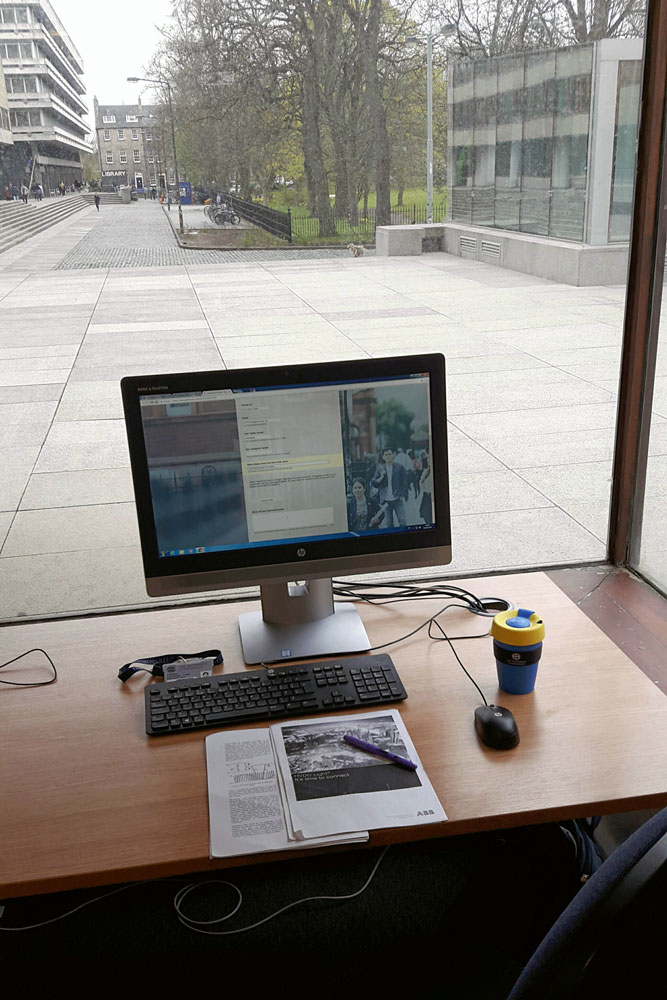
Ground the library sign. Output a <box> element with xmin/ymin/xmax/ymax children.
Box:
<box><xmin>101</xmin><ymin>169</ymin><xmax>127</xmax><ymax>187</ymax></box>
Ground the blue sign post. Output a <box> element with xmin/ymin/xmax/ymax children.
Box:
<box><xmin>179</xmin><ymin>181</ymin><xmax>192</xmax><ymax>205</ymax></box>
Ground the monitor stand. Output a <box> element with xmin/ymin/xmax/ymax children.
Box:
<box><xmin>238</xmin><ymin>578</ymin><xmax>371</xmax><ymax>664</ymax></box>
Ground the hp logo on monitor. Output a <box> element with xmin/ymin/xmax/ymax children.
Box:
<box><xmin>297</xmin><ymin>548</ymin><xmax>306</xmax><ymax>557</ymax></box>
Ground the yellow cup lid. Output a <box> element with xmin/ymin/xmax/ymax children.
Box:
<box><xmin>491</xmin><ymin>608</ymin><xmax>545</xmax><ymax>646</ymax></box>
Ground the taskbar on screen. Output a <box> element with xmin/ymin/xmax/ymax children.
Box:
<box><xmin>157</xmin><ymin>522</ymin><xmax>435</xmax><ymax>558</ymax></box>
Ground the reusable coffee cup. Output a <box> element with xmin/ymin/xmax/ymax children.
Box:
<box><xmin>491</xmin><ymin>608</ymin><xmax>545</xmax><ymax>695</ymax></box>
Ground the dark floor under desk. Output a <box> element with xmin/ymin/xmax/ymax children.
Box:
<box><xmin>0</xmin><ymin>829</ymin><xmax>583</xmax><ymax>995</ymax></box>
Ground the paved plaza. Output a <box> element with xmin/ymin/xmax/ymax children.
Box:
<box><xmin>0</xmin><ymin>200</ymin><xmax>665</xmax><ymax>620</ymax></box>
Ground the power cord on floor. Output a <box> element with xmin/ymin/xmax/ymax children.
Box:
<box><xmin>0</xmin><ymin>847</ymin><xmax>391</xmax><ymax>935</ymax></box>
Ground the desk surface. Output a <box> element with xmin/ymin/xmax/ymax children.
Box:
<box><xmin>3</xmin><ymin>571</ymin><xmax>667</xmax><ymax>899</ymax></box>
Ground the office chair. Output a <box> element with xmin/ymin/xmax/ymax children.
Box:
<box><xmin>506</xmin><ymin>806</ymin><xmax>667</xmax><ymax>999</ymax></box>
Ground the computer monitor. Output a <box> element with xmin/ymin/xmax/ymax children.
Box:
<box><xmin>121</xmin><ymin>353</ymin><xmax>451</xmax><ymax>663</ymax></box>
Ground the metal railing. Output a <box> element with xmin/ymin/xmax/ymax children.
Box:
<box><xmin>227</xmin><ymin>193</ymin><xmax>292</xmax><ymax>241</ymax></box>
<box><xmin>225</xmin><ymin>196</ymin><xmax>447</xmax><ymax>245</ymax></box>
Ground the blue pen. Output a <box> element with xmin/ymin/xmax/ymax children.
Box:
<box><xmin>343</xmin><ymin>733</ymin><xmax>418</xmax><ymax>770</ymax></box>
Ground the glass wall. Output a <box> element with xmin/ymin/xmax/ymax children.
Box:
<box><xmin>448</xmin><ymin>41</ymin><xmax>643</xmax><ymax>245</ymax></box>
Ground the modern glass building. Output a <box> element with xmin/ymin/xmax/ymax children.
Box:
<box><xmin>447</xmin><ymin>38</ymin><xmax>643</xmax><ymax>246</ymax></box>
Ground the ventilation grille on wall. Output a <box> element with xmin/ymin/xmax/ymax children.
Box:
<box><xmin>481</xmin><ymin>240</ymin><xmax>501</xmax><ymax>259</ymax></box>
<box><xmin>459</xmin><ymin>236</ymin><xmax>477</xmax><ymax>255</ymax></box>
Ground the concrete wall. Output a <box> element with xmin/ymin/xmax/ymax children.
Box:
<box><xmin>443</xmin><ymin>222</ymin><xmax>629</xmax><ymax>285</ymax></box>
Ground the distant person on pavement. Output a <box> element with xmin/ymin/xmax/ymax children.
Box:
<box><xmin>94</xmin><ymin>194</ymin><xmax>100</xmax><ymax>211</ymax></box>
<box><xmin>20</xmin><ymin>184</ymin><xmax>28</xmax><ymax>204</ymax></box>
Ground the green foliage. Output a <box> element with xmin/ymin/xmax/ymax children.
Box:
<box><xmin>375</xmin><ymin>400</ymin><xmax>415</xmax><ymax>452</ymax></box>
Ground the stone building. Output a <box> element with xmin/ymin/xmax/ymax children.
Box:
<box><xmin>0</xmin><ymin>1</ymin><xmax>88</xmax><ymax>193</ymax></box>
<box><xmin>94</xmin><ymin>97</ymin><xmax>167</xmax><ymax>194</ymax></box>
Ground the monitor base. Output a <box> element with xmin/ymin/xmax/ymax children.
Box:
<box><xmin>238</xmin><ymin>602</ymin><xmax>371</xmax><ymax>664</ymax></box>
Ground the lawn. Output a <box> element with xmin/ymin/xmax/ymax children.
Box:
<box><xmin>265</xmin><ymin>186</ymin><xmax>448</xmax><ymax>219</ymax></box>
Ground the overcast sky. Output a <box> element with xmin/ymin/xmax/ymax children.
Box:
<box><xmin>52</xmin><ymin>0</ymin><xmax>174</xmax><ymax>130</ymax></box>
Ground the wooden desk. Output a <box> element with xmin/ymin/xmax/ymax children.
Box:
<box><xmin>3</xmin><ymin>571</ymin><xmax>667</xmax><ymax>899</ymax></box>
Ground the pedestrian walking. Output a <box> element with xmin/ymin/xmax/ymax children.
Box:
<box><xmin>94</xmin><ymin>194</ymin><xmax>100</xmax><ymax>211</ymax></box>
<box><xmin>20</xmin><ymin>184</ymin><xmax>29</xmax><ymax>204</ymax></box>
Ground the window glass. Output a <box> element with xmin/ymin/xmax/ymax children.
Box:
<box><xmin>609</xmin><ymin>61</ymin><xmax>642</xmax><ymax>242</ymax></box>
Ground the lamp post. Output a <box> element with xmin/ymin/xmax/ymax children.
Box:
<box><xmin>127</xmin><ymin>75</ymin><xmax>183</xmax><ymax>233</ymax></box>
<box><xmin>407</xmin><ymin>25</ymin><xmax>455</xmax><ymax>225</ymax></box>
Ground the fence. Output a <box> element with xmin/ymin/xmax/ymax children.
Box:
<box><xmin>227</xmin><ymin>195</ymin><xmax>447</xmax><ymax>245</ymax></box>
<box><xmin>227</xmin><ymin>193</ymin><xmax>292</xmax><ymax>242</ymax></box>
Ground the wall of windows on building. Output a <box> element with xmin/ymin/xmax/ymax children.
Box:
<box><xmin>447</xmin><ymin>39</ymin><xmax>643</xmax><ymax>245</ymax></box>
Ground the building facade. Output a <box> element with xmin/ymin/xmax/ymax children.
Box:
<box><xmin>0</xmin><ymin>1</ymin><xmax>88</xmax><ymax>193</ymax></box>
<box><xmin>447</xmin><ymin>38</ymin><xmax>643</xmax><ymax>246</ymax></box>
<box><xmin>94</xmin><ymin>97</ymin><xmax>167</xmax><ymax>193</ymax></box>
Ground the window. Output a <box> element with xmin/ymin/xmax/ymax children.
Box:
<box><xmin>125</xmin><ymin>114</ymin><xmax>138</xmax><ymax>122</ymax></box>
<box><xmin>2</xmin><ymin>6</ymin><xmax>28</xmax><ymax>22</ymax></box>
<box><xmin>103</xmin><ymin>129</ymin><xmax>110</xmax><ymax>141</ymax></box>
<box><xmin>131</xmin><ymin>129</ymin><xmax>139</xmax><ymax>140</ymax></box>
<box><xmin>133</xmin><ymin>149</ymin><xmax>141</xmax><ymax>163</ymax></box>
<box><xmin>10</xmin><ymin>109</ymin><xmax>41</xmax><ymax>127</ymax></box>
<box><xmin>148</xmin><ymin>153</ymin><xmax>154</xmax><ymax>163</ymax></box>
<box><xmin>119</xmin><ymin>151</ymin><xmax>127</xmax><ymax>163</ymax></box>
<box><xmin>102</xmin><ymin>114</ymin><xmax>116</xmax><ymax>123</ymax></box>
<box><xmin>106</xmin><ymin>152</ymin><xmax>113</xmax><ymax>164</ymax></box>
<box><xmin>146</xmin><ymin>132</ymin><xmax>152</xmax><ymax>141</ymax></box>
<box><xmin>10</xmin><ymin>76</ymin><xmax>37</xmax><ymax>93</ymax></box>
<box><xmin>117</xmin><ymin>129</ymin><xmax>125</xmax><ymax>140</ymax></box>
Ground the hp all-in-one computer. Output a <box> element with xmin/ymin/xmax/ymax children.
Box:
<box><xmin>121</xmin><ymin>353</ymin><xmax>451</xmax><ymax>663</ymax></box>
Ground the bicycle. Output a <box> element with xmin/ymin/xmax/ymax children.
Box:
<box><xmin>205</xmin><ymin>203</ymin><xmax>240</xmax><ymax>226</ymax></box>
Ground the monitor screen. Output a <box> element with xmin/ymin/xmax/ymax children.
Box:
<box><xmin>121</xmin><ymin>353</ymin><xmax>451</xmax><ymax>662</ymax></box>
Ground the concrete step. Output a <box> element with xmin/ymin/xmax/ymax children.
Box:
<box><xmin>79</xmin><ymin>192</ymin><xmax>120</xmax><ymax>205</ymax></box>
<box><xmin>0</xmin><ymin>202</ymin><xmax>87</xmax><ymax>248</ymax></box>
<box><xmin>0</xmin><ymin>196</ymin><xmax>90</xmax><ymax>254</ymax></box>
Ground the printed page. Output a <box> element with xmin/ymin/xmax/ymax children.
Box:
<box><xmin>205</xmin><ymin>728</ymin><xmax>368</xmax><ymax>857</ymax></box>
<box><xmin>270</xmin><ymin>710</ymin><xmax>447</xmax><ymax>841</ymax></box>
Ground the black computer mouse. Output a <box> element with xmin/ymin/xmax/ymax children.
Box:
<box><xmin>474</xmin><ymin>704</ymin><xmax>520</xmax><ymax>750</ymax></box>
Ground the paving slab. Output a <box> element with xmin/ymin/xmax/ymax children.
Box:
<box><xmin>0</xmin><ymin>199</ymin><xmax>664</xmax><ymax>618</ymax></box>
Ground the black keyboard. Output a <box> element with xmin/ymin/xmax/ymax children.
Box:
<box><xmin>145</xmin><ymin>654</ymin><xmax>407</xmax><ymax>735</ymax></box>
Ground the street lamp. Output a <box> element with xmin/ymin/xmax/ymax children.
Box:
<box><xmin>407</xmin><ymin>25</ymin><xmax>455</xmax><ymax>224</ymax></box>
<box><xmin>127</xmin><ymin>75</ymin><xmax>183</xmax><ymax>234</ymax></box>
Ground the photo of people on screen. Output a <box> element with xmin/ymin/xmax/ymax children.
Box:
<box><xmin>341</xmin><ymin>380</ymin><xmax>435</xmax><ymax>535</ymax></box>
<box><xmin>347</xmin><ymin>478</ymin><xmax>383</xmax><ymax>533</ymax></box>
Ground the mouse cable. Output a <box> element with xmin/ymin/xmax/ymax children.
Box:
<box><xmin>0</xmin><ymin>648</ymin><xmax>57</xmax><ymax>687</ymax></box>
<box><xmin>361</xmin><ymin>602</ymin><xmax>493</xmax><ymax>659</ymax></box>
<box><xmin>428</xmin><ymin>617</ymin><xmax>489</xmax><ymax>707</ymax></box>
<box><xmin>338</xmin><ymin>600</ymin><xmax>489</xmax><ymax>707</ymax></box>
<box><xmin>0</xmin><ymin>847</ymin><xmax>390</xmax><ymax>936</ymax></box>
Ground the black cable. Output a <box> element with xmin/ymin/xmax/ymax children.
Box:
<box><xmin>332</xmin><ymin>581</ymin><xmax>505</xmax><ymax>705</ymax></box>
<box><xmin>0</xmin><ymin>648</ymin><xmax>57</xmax><ymax>687</ymax></box>
<box><xmin>332</xmin><ymin>578</ymin><xmax>510</xmax><ymax>617</ymax></box>
<box><xmin>428</xmin><ymin>617</ymin><xmax>489</xmax><ymax>707</ymax></box>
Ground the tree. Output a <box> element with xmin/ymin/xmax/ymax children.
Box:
<box><xmin>427</xmin><ymin>0</ymin><xmax>645</xmax><ymax>57</ymax></box>
<box><xmin>375</xmin><ymin>399</ymin><xmax>415</xmax><ymax>451</ymax></box>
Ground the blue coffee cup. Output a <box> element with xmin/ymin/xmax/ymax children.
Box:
<box><xmin>491</xmin><ymin>608</ymin><xmax>545</xmax><ymax>695</ymax></box>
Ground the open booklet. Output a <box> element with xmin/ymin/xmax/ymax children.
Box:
<box><xmin>270</xmin><ymin>709</ymin><xmax>447</xmax><ymax>840</ymax></box>
<box><xmin>205</xmin><ymin>727</ymin><xmax>369</xmax><ymax>857</ymax></box>
<box><xmin>206</xmin><ymin>710</ymin><xmax>446</xmax><ymax>856</ymax></box>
